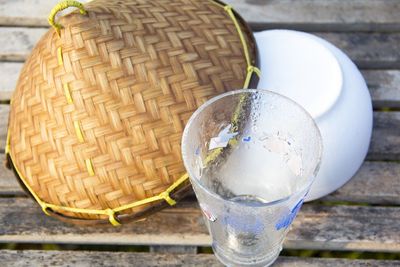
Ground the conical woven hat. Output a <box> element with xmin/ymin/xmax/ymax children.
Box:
<box><xmin>6</xmin><ymin>0</ymin><xmax>259</xmax><ymax>225</ymax></box>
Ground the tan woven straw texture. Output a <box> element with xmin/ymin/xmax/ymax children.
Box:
<box><xmin>7</xmin><ymin>0</ymin><xmax>258</xmax><ymax>224</ymax></box>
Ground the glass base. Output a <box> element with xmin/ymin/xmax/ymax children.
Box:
<box><xmin>212</xmin><ymin>243</ymin><xmax>281</xmax><ymax>267</ymax></box>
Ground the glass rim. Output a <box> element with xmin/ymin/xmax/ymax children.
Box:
<box><xmin>181</xmin><ymin>89</ymin><xmax>323</xmax><ymax>207</ymax></box>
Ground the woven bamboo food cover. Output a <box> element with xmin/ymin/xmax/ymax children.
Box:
<box><xmin>6</xmin><ymin>0</ymin><xmax>259</xmax><ymax>225</ymax></box>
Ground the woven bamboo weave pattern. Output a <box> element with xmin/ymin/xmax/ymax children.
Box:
<box><xmin>7</xmin><ymin>0</ymin><xmax>257</xmax><ymax>222</ymax></box>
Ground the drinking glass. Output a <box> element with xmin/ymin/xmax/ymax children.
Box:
<box><xmin>181</xmin><ymin>89</ymin><xmax>322</xmax><ymax>267</ymax></box>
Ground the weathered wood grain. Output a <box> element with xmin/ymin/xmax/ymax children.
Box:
<box><xmin>0</xmin><ymin>62</ymin><xmax>20</xmax><ymax>101</ymax></box>
<box><xmin>0</xmin><ymin>0</ymin><xmax>58</xmax><ymax>27</ymax></box>
<box><xmin>0</xmin><ymin>250</ymin><xmax>223</xmax><ymax>267</ymax></box>
<box><xmin>363</xmin><ymin>70</ymin><xmax>400</xmax><ymax>109</ymax></box>
<box><xmin>0</xmin><ymin>104</ymin><xmax>9</xmax><ymax>152</ymax></box>
<box><xmin>314</xmin><ymin>33</ymin><xmax>400</xmax><ymax>69</ymax></box>
<box><xmin>227</xmin><ymin>0</ymin><xmax>400</xmax><ymax>32</ymax></box>
<box><xmin>1</xmin><ymin>250</ymin><xmax>399</xmax><ymax>267</ymax></box>
<box><xmin>0</xmin><ymin>198</ymin><xmax>399</xmax><ymax>252</ymax></box>
<box><xmin>149</xmin><ymin>245</ymin><xmax>197</xmax><ymax>254</ymax></box>
<box><xmin>322</xmin><ymin>161</ymin><xmax>400</xmax><ymax>205</ymax></box>
<box><xmin>0</xmin><ymin>0</ymin><xmax>399</xmax><ymax>32</ymax></box>
<box><xmin>0</xmin><ymin>28</ymin><xmax>46</xmax><ymax>62</ymax></box>
<box><xmin>2</xmin><ymin>156</ymin><xmax>400</xmax><ymax>205</ymax></box>
<box><xmin>0</xmin><ymin>154</ymin><xmax>21</xmax><ymax>196</ymax></box>
<box><xmin>369</xmin><ymin>112</ymin><xmax>400</xmax><ymax>161</ymax></box>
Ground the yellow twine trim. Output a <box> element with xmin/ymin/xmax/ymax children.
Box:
<box><xmin>114</xmin><ymin>174</ymin><xmax>188</xmax><ymax>212</ymax></box>
<box><xmin>222</xmin><ymin>4</ymin><xmax>261</xmax><ymax>87</ymax></box>
<box><xmin>73</xmin><ymin>121</ymin><xmax>84</xmax><ymax>143</ymax></box>
<box><xmin>63</xmin><ymin>83</ymin><xmax>73</xmax><ymax>104</ymax></box>
<box><xmin>244</xmin><ymin>65</ymin><xmax>262</xmax><ymax>89</ymax></box>
<box><xmin>57</xmin><ymin>47</ymin><xmax>64</xmax><ymax>65</ymax></box>
<box><xmin>85</xmin><ymin>159</ymin><xmax>95</xmax><ymax>176</ymax></box>
<box><xmin>6</xmin><ymin>146</ymin><xmax>188</xmax><ymax>226</ymax></box>
<box><xmin>106</xmin><ymin>209</ymin><xmax>121</xmax><ymax>226</ymax></box>
<box><xmin>6</xmin><ymin>151</ymin><xmax>52</xmax><ymax>214</ymax></box>
<box><xmin>1</xmin><ymin>0</ymin><xmax>260</xmax><ymax>226</ymax></box>
<box><xmin>224</xmin><ymin>5</ymin><xmax>250</xmax><ymax>66</ymax></box>
<box><xmin>209</xmin><ymin>0</ymin><xmax>225</xmax><ymax>8</ymax></box>
<box><xmin>48</xmin><ymin>0</ymin><xmax>87</xmax><ymax>36</ymax></box>
<box><xmin>203</xmin><ymin>1</ymin><xmax>260</xmax><ymax>167</ymax></box>
<box><xmin>41</xmin><ymin>204</ymin><xmax>51</xmax><ymax>216</ymax></box>
<box><xmin>208</xmin><ymin>0</ymin><xmax>261</xmax><ymax>87</ymax></box>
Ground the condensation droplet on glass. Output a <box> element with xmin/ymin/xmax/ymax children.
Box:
<box><xmin>259</xmin><ymin>132</ymin><xmax>269</xmax><ymax>141</ymax></box>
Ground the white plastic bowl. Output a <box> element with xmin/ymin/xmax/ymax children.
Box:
<box><xmin>255</xmin><ymin>30</ymin><xmax>373</xmax><ymax>201</ymax></box>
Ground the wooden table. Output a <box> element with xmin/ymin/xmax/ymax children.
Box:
<box><xmin>1</xmin><ymin>0</ymin><xmax>399</xmax><ymax>266</ymax></box>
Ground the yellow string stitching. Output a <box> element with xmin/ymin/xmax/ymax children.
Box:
<box><xmin>244</xmin><ymin>65</ymin><xmax>262</xmax><ymax>89</ymax></box>
<box><xmin>73</xmin><ymin>121</ymin><xmax>85</xmax><ymax>143</ymax></box>
<box><xmin>106</xmin><ymin>209</ymin><xmax>121</xmax><ymax>226</ymax></box>
<box><xmin>220</xmin><ymin>4</ymin><xmax>261</xmax><ymax>88</ymax></box>
<box><xmin>57</xmin><ymin>47</ymin><xmax>64</xmax><ymax>65</ymax></box>
<box><xmin>48</xmin><ymin>0</ymin><xmax>87</xmax><ymax>36</ymax></box>
<box><xmin>63</xmin><ymin>83</ymin><xmax>73</xmax><ymax>104</ymax></box>
<box><xmin>85</xmin><ymin>159</ymin><xmax>95</xmax><ymax>176</ymax></box>
<box><xmin>113</xmin><ymin>174</ymin><xmax>189</xmax><ymax>213</ymax></box>
<box><xmin>4</xmin><ymin>0</ymin><xmax>258</xmax><ymax>226</ymax></box>
<box><xmin>58</xmin><ymin>43</ymin><xmax>92</xmax><ymax>175</ymax></box>
<box><xmin>209</xmin><ymin>0</ymin><xmax>225</xmax><ymax>8</ymax></box>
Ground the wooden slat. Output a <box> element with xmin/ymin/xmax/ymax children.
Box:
<box><xmin>1</xmin><ymin>28</ymin><xmax>400</xmax><ymax>68</ymax></box>
<box><xmin>0</xmin><ymin>105</ymin><xmax>9</xmax><ymax>151</ymax></box>
<box><xmin>1</xmin><ymin>30</ymin><xmax>400</xmax><ymax>102</ymax></box>
<box><xmin>1</xmin><ymin>66</ymin><xmax>399</xmax><ymax>108</ymax></box>
<box><xmin>0</xmin><ymin>0</ymin><xmax>54</xmax><ymax>27</ymax></box>
<box><xmin>0</xmin><ymin>62</ymin><xmax>20</xmax><ymax>101</ymax></box>
<box><xmin>0</xmin><ymin>0</ymin><xmax>399</xmax><ymax>32</ymax></box>
<box><xmin>322</xmin><ymin>161</ymin><xmax>400</xmax><ymax>205</ymax></box>
<box><xmin>0</xmin><ymin>28</ymin><xmax>46</xmax><ymax>62</ymax></box>
<box><xmin>316</xmin><ymin>33</ymin><xmax>400</xmax><ymax>69</ymax></box>
<box><xmin>0</xmin><ymin>198</ymin><xmax>399</xmax><ymax>252</ymax></box>
<box><xmin>1</xmin><ymin>105</ymin><xmax>398</xmax><ymax>159</ymax></box>
<box><xmin>369</xmin><ymin>112</ymin><xmax>400</xmax><ymax>161</ymax></box>
<box><xmin>363</xmin><ymin>70</ymin><xmax>400</xmax><ymax>109</ymax></box>
<box><xmin>149</xmin><ymin>245</ymin><xmax>197</xmax><ymax>254</ymax></box>
<box><xmin>0</xmin><ymin>110</ymin><xmax>399</xmax><ymax>199</ymax></box>
<box><xmin>2</xmin><ymin>156</ymin><xmax>400</xmax><ymax>205</ymax></box>
<box><xmin>0</xmin><ymin>154</ymin><xmax>21</xmax><ymax>196</ymax></box>
<box><xmin>1</xmin><ymin>250</ymin><xmax>399</xmax><ymax>267</ymax></box>
<box><xmin>227</xmin><ymin>0</ymin><xmax>400</xmax><ymax>32</ymax></box>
